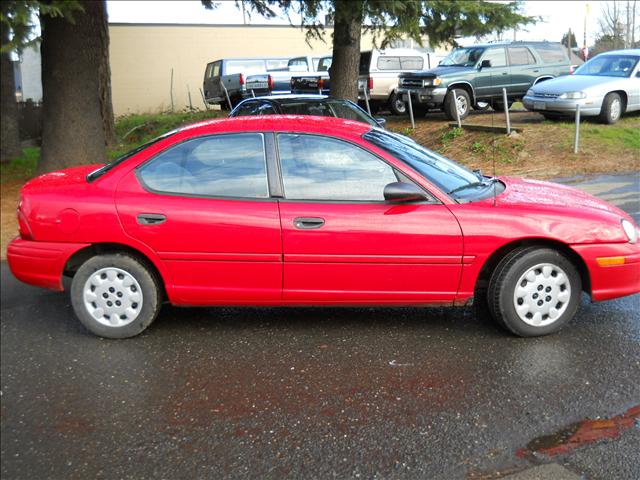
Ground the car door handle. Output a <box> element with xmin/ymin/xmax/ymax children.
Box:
<box><xmin>502</xmin><ymin>72</ymin><xmax>508</xmax><ymax>75</ymax></box>
<box><xmin>533</xmin><ymin>69</ymin><xmax>539</xmax><ymax>73</ymax></box>
<box><xmin>293</xmin><ymin>217</ymin><xmax>325</xmax><ymax>229</ymax></box>
<box><xmin>137</xmin><ymin>213</ymin><xmax>166</xmax><ymax>225</ymax></box>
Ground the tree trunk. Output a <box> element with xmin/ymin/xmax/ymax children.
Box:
<box><xmin>329</xmin><ymin>0</ymin><xmax>363</xmax><ymax>102</ymax></box>
<box><xmin>96</xmin><ymin>0</ymin><xmax>116</xmax><ymax>146</ymax></box>
<box><xmin>39</xmin><ymin>0</ymin><xmax>109</xmax><ymax>173</ymax></box>
<box><xmin>1</xmin><ymin>21</ymin><xmax>22</xmax><ymax>163</ymax></box>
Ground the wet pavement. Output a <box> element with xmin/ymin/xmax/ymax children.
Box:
<box><xmin>1</xmin><ymin>173</ymin><xmax>639</xmax><ymax>479</ymax></box>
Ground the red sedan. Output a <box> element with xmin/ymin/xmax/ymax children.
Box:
<box><xmin>7</xmin><ymin>116</ymin><xmax>640</xmax><ymax>338</ymax></box>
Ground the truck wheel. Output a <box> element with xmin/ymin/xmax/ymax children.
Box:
<box><xmin>71</xmin><ymin>253</ymin><xmax>162</xmax><ymax>339</ymax></box>
<box><xmin>444</xmin><ymin>89</ymin><xmax>471</xmax><ymax>120</ymax></box>
<box><xmin>389</xmin><ymin>92</ymin><xmax>407</xmax><ymax>115</ymax></box>
<box><xmin>487</xmin><ymin>247</ymin><xmax>581</xmax><ymax>337</ymax></box>
<box><xmin>473</xmin><ymin>101</ymin><xmax>490</xmax><ymax>111</ymax></box>
<box><xmin>598</xmin><ymin>92</ymin><xmax>622</xmax><ymax>124</ymax></box>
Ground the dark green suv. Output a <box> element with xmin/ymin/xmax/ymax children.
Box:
<box><xmin>398</xmin><ymin>41</ymin><xmax>571</xmax><ymax>119</ymax></box>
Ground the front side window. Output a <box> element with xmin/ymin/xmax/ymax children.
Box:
<box><xmin>481</xmin><ymin>47</ymin><xmax>507</xmax><ymax>67</ymax></box>
<box><xmin>317</xmin><ymin>57</ymin><xmax>332</xmax><ymax>71</ymax></box>
<box><xmin>575</xmin><ymin>54</ymin><xmax>639</xmax><ymax>77</ymax></box>
<box><xmin>138</xmin><ymin>134</ymin><xmax>269</xmax><ymax>198</ymax></box>
<box><xmin>508</xmin><ymin>47</ymin><xmax>536</xmax><ymax>66</ymax></box>
<box><xmin>277</xmin><ymin>134</ymin><xmax>396</xmax><ymax>201</ymax></box>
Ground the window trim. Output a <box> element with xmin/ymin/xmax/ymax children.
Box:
<box><xmin>274</xmin><ymin>132</ymin><xmax>438</xmax><ymax>204</ymax></box>
<box><xmin>135</xmin><ymin>132</ymin><xmax>275</xmax><ymax>202</ymax></box>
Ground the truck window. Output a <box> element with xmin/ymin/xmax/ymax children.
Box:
<box><xmin>317</xmin><ymin>57</ymin><xmax>332</xmax><ymax>72</ymax></box>
<box><xmin>359</xmin><ymin>52</ymin><xmax>372</xmax><ymax>74</ymax></box>
<box><xmin>508</xmin><ymin>47</ymin><xmax>536</xmax><ymax>66</ymax></box>
<box><xmin>266</xmin><ymin>59</ymin><xmax>289</xmax><ymax>70</ymax></box>
<box><xmin>377</xmin><ymin>56</ymin><xmax>401</xmax><ymax>70</ymax></box>
<box><xmin>533</xmin><ymin>44</ymin><xmax>568</xmax><ymax>64</ymax></box>
<box><xmin>400</xmin><ymin>56</ymin><xmax>424</xmax><ymax>70</ymax></box>
<box><xmin>288</xmin><ymin>57</ymin><xmax>310</xmax><ymax>72</ymax></box>
<box><xmin>211</xmin><ymin>61</ymin><xmax>221</xmax><ymax>78</ymax></box>
<box><xmin>226</xmin><ymin>60</ymin><xmax>266</xmax><ymax>75</ymax></box>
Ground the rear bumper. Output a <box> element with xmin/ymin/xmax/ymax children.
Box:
<box><xmin>572</xmin><ymin>242</ymin><xmax>640</xmax><ymax>301</ymax></box>
<box><xmin>6</xmin><ymin>237</ymin><xmax>90</xmax><ymax>291</ymax></box>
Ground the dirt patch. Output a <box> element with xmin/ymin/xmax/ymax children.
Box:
<box><xmin>1</xmin><ymin>181</ymin><xmax>21</xmax><ymax>259</ymax></box>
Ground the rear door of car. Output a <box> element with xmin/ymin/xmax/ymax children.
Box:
<box><xmin>115</xmin><ymin>131</ymin><xmax>283</xmax><ymax>305</ymax></box>
<box><xmin>274</xmin><ymin>132</ymin><xmax>463</xmax><ymax>304</ymax></box>
<box><xmin>203</xmin><ymin>60</ymin><xmax>222</xmax><ymax>102</ymax></box>
<box><xmin>508</xmin><ymin>45</ymin><xmax>540</xmax><ymax>96</ymax></box>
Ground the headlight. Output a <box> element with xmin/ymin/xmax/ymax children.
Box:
<box><xmin>559</xmin><ymin>91</ymin><xmax>587</xmax><ymax>99</ymax></box>
<box><xmin>423</xmin><ymin>78</ymin><xmax>442</xmax><ymax>87</ymax></box>
<box><xmin>621</xmin><ymin>219</ymin><xmax>638</xmax><ymax>243</ymax></box>
<box><xmin>526</xmin><ymin>89</ymin><xmax>534</xmax><ymax>96</ymax></box>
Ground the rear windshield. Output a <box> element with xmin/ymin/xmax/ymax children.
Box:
<box><xmin>377</xmin><ymin>56</ymin><xmax>424</xmax><ymax>71</ymax></box>
<box><xmin>279</xmin><ymin>99</ymin><xmax>377</xmax><ymax>126</ymax></box>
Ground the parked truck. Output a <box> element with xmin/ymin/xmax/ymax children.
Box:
<box><xmin>245</xmin><ymin>55</ymin><xmax>332</xmax><ymax>96</ymax></box>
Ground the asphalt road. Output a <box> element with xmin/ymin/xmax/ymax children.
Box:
<box><xmin>1</xmin><ymin>174</ymin><xmax>639</xmax><ymax>480</ymax></box>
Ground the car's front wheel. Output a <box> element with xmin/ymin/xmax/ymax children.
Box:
<box><xmin>598</xmin><ymin>92</ymin><xmax>623</xmax><ymax>124</ymax></box>
<box><xmin>444</xmin><ymin>89</ymin><xmax>471</xmax><ymax>120</ymax></box>
<box><xmin>71</xmin><ymin>253</ymin><xmax>162</xmax><ymax>339</ymax></box>
<box><xmin>388</xmin><ymin>92</ymin><xmax>407</xmax><ymax>115</ymax></box>
<box><xmin>488</xmin><ymin>247</ymin><xmax>581</xmax><ymax>337</ymax></box>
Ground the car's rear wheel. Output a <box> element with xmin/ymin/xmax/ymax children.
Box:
<box><xmin>492</xmin><ymin>99</ymin><xmax>513</xmax><ymax>112</ymax></box>
<box><xmin>473</xmin><ymin>101</ymin><xmax>491</xmax><ymax>111</ymax></box>
<box><xmin>488</xmin><ymin>247</ymin><xmax>581</xmax><ymax>337</ymax></box>
<box><xmin>444</xmin><ymin>89</ymin><xmax>471</xmax><ymax>120</ymax></box>
<box><xmin>598</xmin><ymin>92</ymin><xmax>622</xmax><ymax>124</ymax></box>
<box><xmin>71</xmin><ymin>253</ymin><xmax>162</xmax><ymax>339</ymax></box>
<box><xmin>389</xmin><ymin>92</ymin><xmax>407</xmax><ymax>115</ymax></box>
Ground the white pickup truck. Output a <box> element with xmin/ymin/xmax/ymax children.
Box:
<box><xmin>245</xmin><ymin>55</ymin><xmax>332</xmax><ymax>97</ymax></box>
<box><xmin>357</xmin><ymin>49</ymin><xmax>444</xmax><ymax>115</ymax></box>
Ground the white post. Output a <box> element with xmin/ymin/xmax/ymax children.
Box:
<box><xmin>574</xmin><ymin>103</ymin><xmax>581</xmax><ymax>154</ymax></box>
<box><xmin>363</xmin><ymin>88</ymin><xmax>371</xmax><ymax>116</ymax></box>
<box><xmin>251</xmin><ymin>89</ymin><xmax>255</xmax><ymax>98</ymax></box>
<box><xmin>407</xmin><ymin>90</ymin><xmax>415</xmax><ymax>129</ymax></box>
<box><xmin>222</xmin><ymin>83</ymin><xmax>233</xmax><ymax>110</ymax></box>
<box><xmin>502</xmin><ymin>87</ymin><xmax>511</xmax><ymax>134</ymax></box>
<box><xmin>452</xmin><ymin>89</ymin><xmax>461</xmax><ymax>128</ymax></box>
<box><xmin>199</xmin><ymin>88</ymin><xmax>210</xmax><ymax>110</ymax></box>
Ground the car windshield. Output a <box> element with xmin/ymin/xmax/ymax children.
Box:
<box><xmin>574</xmin><ymin>54</ymin><xmax>639</xmax><ymax>77</ymax></box>
<box><xmin>440</xmin><ymin>47</ymin><xmax>485</xmax><ymax>67</ymax></box>
<box><xmin>87</xmin><ymin>131</ymin><xmax>177</xmax><ymax>182</ymax></box>
<box><xmin>279</xmin><ymin>99</ymin><xmax>377</xmax><ymax>126</ymax></box>
<box><xmin>363</xmin><ymin>129</ymin><xmax>483</xmax><ymax>198</ymax></box>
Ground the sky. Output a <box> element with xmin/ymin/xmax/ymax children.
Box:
<box><xmin>106</xmin><ymin>0</ymin><xmax>602</xmax><ymax>47</ymax></box>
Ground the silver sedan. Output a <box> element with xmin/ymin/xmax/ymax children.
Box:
<box><xmin>523</xmin><ymin>49</ymin><xmax>640</xmax><ymax>124</ymax></box>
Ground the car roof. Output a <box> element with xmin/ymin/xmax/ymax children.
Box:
<box><xmin>241</xmin><ymin>94</ymin><xmax>329</xmax><ymax>102</ymax></box>
<box><xmin>460</xmin><ymin>41</ymin><xmax>563</xmax><ymax>49</ymax></box>
<box><xmin>177</xmin><ymin>115</ymin><xmax>373</xmax><ymax>138</ymax></box>
<box><xmin>596</xmin><ymin>48</ymin><xmax>640</xmax><ymax>56</ymax></box>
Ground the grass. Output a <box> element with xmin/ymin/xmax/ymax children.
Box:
<box><xmin>0</xmin><ymin>147</ymin><xmax>40</xmax><ymax>184</ymax></box>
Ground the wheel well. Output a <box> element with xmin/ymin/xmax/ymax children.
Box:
<box><xmin>533</xmin><ymin>76</ymin><xmax>553</xmax><ymax>85</ymax></box>
<box><xmin>609</xmin><ymin>90</ymin><xmax>628</xmax><ymax>112</ymax></box>
<box><xmin>63</xmin><ymin>243</ymin><xmax>168</xmax><ymax>299</ymax></box>
<box><xmin>448</xmin><ymin>83</ymin><xmax>475</xmax><ymax>103</ymax></box>
<box><xmin>475</xmin><ymin>239</ymin><xmax>591</xmax><ymax>297</ymax></box>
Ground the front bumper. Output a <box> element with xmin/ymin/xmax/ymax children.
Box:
<box><xmin>572</xmin><ymin>242</ymin><xmax>640</xmax><ymax>301</ymax></box>
<box><xmin>396</xmin><ymin>87</ymin><xmax>448</xmax><ymax>106</ymax></box>
<box><xmin>7</xmin><ymin>237</ymin><xmax>90</xmax><ymax>291</ymax></box>
<box><xmin>523</xmin><ymin>95</ymin><xmax>603</xmax><ymax>116</ymax></box>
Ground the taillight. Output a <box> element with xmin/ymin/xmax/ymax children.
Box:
<box><xmin>367</xmin><ymin>76</ymin><xmax>373</xmax><ymax>90</ymax></box>
<box><xmin>318</xmin><ymin>78</ymin><xmax>325</xmax><ymax>90</ymax></box>
<box><xmin>17</xmin><ymin>200</ymin><xmax>33</xmax><ymax>240</ymax></box>
<box><xmin>268</xmin><ymin>74</ymin><xmax>274</xmax><ymax>91</ymax></box>
<box><xmin>569</xmin><ymin>65</ymin><xmax>575</xmax><ymax>75</ymax></box>
<box><xmin>239</xmin><ymin>73</ymin><xmax>245</xmax><ymax>85</ymax></box>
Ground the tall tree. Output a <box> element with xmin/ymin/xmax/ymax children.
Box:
<box><xmin>39</xmin><ymin>0</ymin><xmax>114</xmax><ymax>173</ymax></box>
<box><xmin>1</xmin><ymin>10</ymin><xmax>21</xmax><ymax>163</ymax></box>
<box><xmin>234</xmin><ymin>0</ymin><xmax>534</xmax><ymax>102</ymax></box>
<box><xmin>561</xmin><ymin>31</ymin><xmax>578</xmax><ymax>48</ymax></box>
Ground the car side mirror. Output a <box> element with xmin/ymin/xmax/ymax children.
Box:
<box><xmin>375</xmin><ymin>117</ymin><xmax>386</xmax><ymax>128</ymax></box>
<box><xmin>479</xmin><ymin>59</ymin><xmax>492</xmax><ymax>70</ymax></box>
<box><xmin>383</xmin><ymin>182</ymin><xmax>427</xmax><ymax>202</ymax></box>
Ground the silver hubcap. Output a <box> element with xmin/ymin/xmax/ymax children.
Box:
<box><xmin>83</xmin><ymin>267</ymin><xmax>143</xmax><ymax>327</ymax></box>
<box><xmin>610</xmin><ymin>98</ymin><xmax>621</xmax><ymax>120</ymax></box>
<box><xmin>513</xmin><ymin>263</ymin><xmax>571</xmax><ymax>327</ymax></box>
<box><xmin>394</xmin><ymin>98</ymin><xmax>406</xmax><ymax>113</ymax></box>
<box><xmin>456</xmin><ymin>95</ymin><xmax>468</xmax><ymax>115</ymax></box>
<box><xmin>476</xmin><ymin>101</ymin><xmax>489</xmax><ymax>109</ymax></box>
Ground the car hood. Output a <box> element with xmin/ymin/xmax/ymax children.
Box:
<box><xmin>403</xmin><ymin>65</ymin><xmax>476</xmax><ymax>78</ymax></box>
<box><xmin>530</xmin><ymin>75</ymin><xmax>622</xmax><ymax>94</ymax></box>
<box><xmin>22</xmin><ymin>164</ymin><xmax>104</xmax><ymax>192</ymax></box>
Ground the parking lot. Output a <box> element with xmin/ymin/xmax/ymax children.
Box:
<box><xmin>2</xmin><ymin>174</ymin><xmax>638</xmax><ymax>479</ymax></box>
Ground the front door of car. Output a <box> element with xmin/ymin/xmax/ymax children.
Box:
<box><xmin>115</xmin><ymin>132</ymin><xmax>282</xmax><ymax>305</ymax></box>
<box><xmin>475</xmin><ymin>47</ymin><xmax>511</xmax><ymax>99</ymax></box>
<box><xmin>275</xmin><ymin>133</ymin><xmax>464</xmax><ymax>304</ymax></box>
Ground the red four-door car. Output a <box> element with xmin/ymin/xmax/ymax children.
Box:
<box><xmin>7</xmin><ymin>116</ymin><xmax>640</xmax><ymax>338</ymax></box>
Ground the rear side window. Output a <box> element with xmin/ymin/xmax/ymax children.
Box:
<box><xmin>138</xmin><ymin>134</ymin><xmax>269</xmax><ymax>199</ymax></box>
<box><xmin>482</xmin><ymin>47</ymin><xmax>507</xmax><ymax>67</ymax></box>
<box><xmin>534</xmin><ymin>44</ymin><xmax>568</xmax><ymax>64</ymax></box>
<box><xmin>508</xmin><ymin>47</ymin><xmax>536</xmax><ymax>66</ymax></box>
<box><xmin>277</xmin><ymin>134</ymin><xmax>396</xmax><ymax>201</ymax></box>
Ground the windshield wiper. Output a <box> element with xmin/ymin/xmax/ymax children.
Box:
<box><xmin>448</xmin><ymin>177</ymin><xmax>498</xmax><ymax>195</ymax></box>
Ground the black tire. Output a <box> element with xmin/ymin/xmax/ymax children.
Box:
<box><xmin>492</xmin><ymin>100</ymin><xmax>513</xmax><ymax>112</ymax></box>
<box><xmin>473</xmin><ymin>101</ymin><xmax>491</xmax><ymax>111</ymax></box>
<box><xmin>411</xmin><ymin>104</ymin><xmax>429</xmax><ymax>117</ymax></box>
<box><xmin>444</xmin><ymin>89</ymin><xmax>471</xmax><ymax>120</ymax></box>
<box><xmin>388</xmin><ymin>92</ymin><xmax>407</xmax><ymax>115</ymax></box>
<box><xmin>598</xmin><ymin>92</ymin><xmax>623</xmax><ymax>124</ymax></box>
<box><xmin>71</xmin><ymin>253</ymin><xmax>162</xmax><ymax>339</ymax></box>
<box><xmin>487</xmin><ymin>247</ymin><xmax>582</xmax><ymax>337</ymax></box>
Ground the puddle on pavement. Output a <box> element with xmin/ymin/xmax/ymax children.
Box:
<box><xmin>517</xmin><ymin>404</ymin><xmax>640</xmax><ymax>458</ymax></box>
